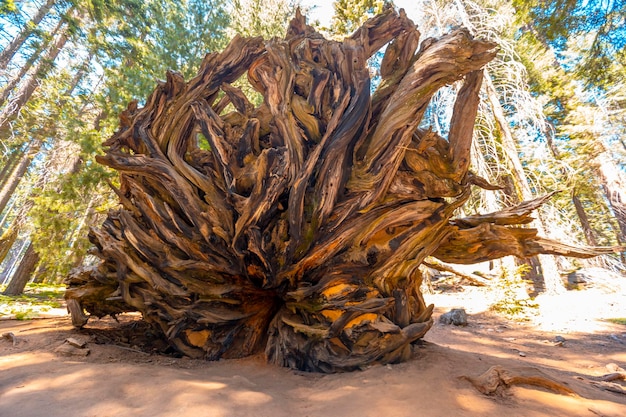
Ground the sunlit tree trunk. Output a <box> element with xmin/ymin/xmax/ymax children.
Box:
<box><xmin>0</xmin><ymin>141</ymin><xmax>43</xmax><ymax>215</ymax></box>
<box><xmin>543</xmin><ymin>121</ymin><xmax>599</xmax><ymax>246</ymax></box>
<box><xmin>2</xmin><ymin>242</ymin><xmax>39</xmax><ymax>295</ymax></box>
<box><xmin>0</xmin><ymin>0</ymin><xmax>57</xmax><ymax>70</ymax></box>
<box><xmin>0</xmin><ymin>16</ymin><xmax>65</xmax><ymax>107</ymax></box>
<box><xmin>0</xmin><ymin>149</ymin><xmax>22</xmax><ymax>190</ymax></box>
<box><xmin>0</xmin><ymin>227</ymin><xmax>18</xmax><ymax>267</ymax></box>
<box><xmin>596</xmin><ymin>151</ymin><xmax>626</xmax><ymax>242</ymax></box>
<box><xmin>484</xmin><ymin>72</ymin><xmax>563</xmax><ymax>294</ymax></box>
<box><xmin>0</xmin><ymin>239</ymin><xmax>28</xmax><ymax>286</ymax></box>
<box><xmin>572</xmin><ymin>192</ymin><xmax>598</xmax><ymax>246</ymax></box>
<box><xmin>0</xmin><ymin>18</ymin><xmax>70</xmax><ymax>130</ymax></box>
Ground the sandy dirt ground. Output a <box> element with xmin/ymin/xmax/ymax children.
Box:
<box><xmin>1</xmin><ymin>284</ymin><xmax>626</xmax><ymax>417</ymax></box>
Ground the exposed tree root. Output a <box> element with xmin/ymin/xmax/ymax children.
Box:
<box><xmin>1</xmin><ymin>332</ymin><xmax>19</xmax><ymax>347</ymax></box>
<box><xmin>461</xmin><ymin>365</ymin><xmax>578</xmax><ymax>396</ymax></box>
<box><xmin>590</xmin><ymin>381</ymin><xmax>626</xmax><ymax>395</ymax></box>
<box><xmin>589</xmin><ymin>364</ymin><xmax>626</xmax><ymax>396</ymax></box>
<box><xmin>64</xmin><ymin>8</ymin><xmax>621</xmax><ymax>372</ymax></box>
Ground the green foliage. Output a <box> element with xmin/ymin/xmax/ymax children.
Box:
<box><xmin>0</xmin><ymin>0</ymin><xmax>18</xmax><ymax>15</ymax></box>
<box><xmin>490</xmin><ymin>264</ymin><xmax>538</xmax><ymax>318</ymax></box>
<box><xmin>514</xmin><ymin>15</ymin><xmax>625</xmax><ymax>248</ymax></box>
<box><xmin>330</xmin><ymin>0</ymin><xmax>388</xmax><ymax>35</ymax></box>
<box><xmin>607</xmin><ymin>318</ymin><xmax>626</xmax><ymax>326</ymax></box>
<box><xmin>90</xmin><ymin>0</ymin><xmax>230</xmax><ymax>112</ymax></box>
<box><xmin>513</xmin><ymin>0</ymin><xmax>626</xmax><ymax>89</ymax></box>
<box><xmin>2</xmin><ymin>0</ymin><xmax>625</xmax><ymax>293</ymax></box>
<box><xmin>229</xmin><ymin>0</ymin><xmax>296</xmax><ymax>39</ymax></box>
<box><xmin>1</xmin><ymin>0</ymin><xmax>233</xmax><ymax>287</ymax></box>
<box><xmin>0</xmin><ymin>283</ymin><xmax>64</xmax><ymax>319</ymax></box>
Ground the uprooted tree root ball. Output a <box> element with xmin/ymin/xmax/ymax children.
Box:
<box><xmin>65</xmin><ymin>8</ymin><xmax>617</xmax><ymax>372</ymax></box>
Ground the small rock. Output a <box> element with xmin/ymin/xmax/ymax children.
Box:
<box><xmin>65</xmin><ymin>337</ymin><xmax>87</xmax><ymax>348</ymax></box>
<box><xmin>439</xmin><ymin>308</ymin><xmax>468</xmax><ymax>326</ymax></box>
<box><xmin>1</xmin><ymin>332</ymin><xmax>20</xmax><ymax>347</ymax></box>
<box><xmin>554</xmin><ymin>335</ymin><xmax>566</xmax><ymax>343</ymax></box>
<box><xmin>567</xmin><ymin>270</ymin><xmax>590</xmax><ymax>284</ymax></box>
<box><xmin>54</xmin><ymin>342</ymin><xmax>90</xmax><ymax>357</ymax></box>
<box><xmin>518</xmin><ymin>351</ymin><xmax>527</xmax><ymax>357</ymax></box>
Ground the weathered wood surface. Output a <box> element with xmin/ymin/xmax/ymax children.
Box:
<box><xmin>461</xmin><ymin>366</ymin><xmax>578</xmax><ymax>396</ymax></box>
<box><xmin>65</xmin><ymin>8</ymin><xmax>620</xmax><ymax>372</ymax></box>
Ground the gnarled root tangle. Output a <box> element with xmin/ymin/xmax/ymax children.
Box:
<box><xmin>65</xmin><ymin>8</ymin><xmax>618</xmax><ymax>372</ymax></box>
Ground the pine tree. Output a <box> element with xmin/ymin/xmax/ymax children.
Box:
<box><xmin>514</xmin><ymin>0</ymin><xmax>626</xmax><ymax>262</ymax></box>
<box><xmin>1</xmin><ymin>0</ymin><xmax>233</xmax><ymax>290</ymax></box>
<box><xmin>513</xmin><ymin>0</ymin><xmax>626</xmax><ymax>89</ymax></box>
<box><xmin>0</xmin><ymin>0</ymin><xmax>57</xmax><ymax>70</ymax></box>
<box><xmin>229</xmin><ymin>0</ymin><xmax>295</xmax><ymax>39</ymax></box>
<box><xmin>410</xmin><ymin>0</ymin><xmax>573</xmax><ymax>292</ymax></box>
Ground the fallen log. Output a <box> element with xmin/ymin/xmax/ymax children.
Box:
<box><xmin>65</xmin><ymin>8</ymin><xmax>621</xmax><ymax>372</ymax></box>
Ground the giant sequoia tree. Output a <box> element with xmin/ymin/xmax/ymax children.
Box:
<box><xmin>65</xmin><ymin>9</ymin><xmax>618</xmax><ymax>372</ymax></box>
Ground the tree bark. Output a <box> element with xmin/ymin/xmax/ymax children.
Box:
<box><xmin>572</xmin><ymin>192</ymin><xmax>598</xmax><ymax>246</ymax></box>
<box><xmin>541</xmin><ymin>120</ymin><xmax>600</xmax><ymax>247</ymax></box>
<box><xmin>2</xmin><ymin>242</ymin><xmax>39</xmax><ymax>295</ymax></box>
<box><xmin>65</xmin><ymin>10</ymin><xmax>619</xmax><ymax>372</ymax></box>
<box><xmin>0</xmin><ymin>18</ymin><xmax>70</xmax><ymax>130</ymax></box>
<box><xmin>0</xmin><ymin>227</ymin><xmax>18</xmax><ymax>267</ymax></box>
<box><xmin>597</xmin><ymin>151</ymin><xmax>626</xmax><ymax>242</ymax></box>
<box><xmin>0</xmin><ymin>149</ymin><xmax>22</xmax><ymax>190</ymax></box>
<box><xmin>0</xmin><ymin>0</ymin><xmax>57</xmax><ymax>71</ymax></box>
<box><xmin>0</xmin><ymin>15</ymin><xmax>64</xmax><ymax>107</ymax></box>
<box><xmin>0</xmin><ymin>141</ymin><xmax>43</xmax><ymax>215</ymax></box>
<box><xmin>484</xmin><ymin>71</ymin><xmax>564</xmax><ymax>294</ymax></box>
<box><xmin>0</xmin><ymin>53</ymin><xmax>87</xmax><ymax>268</ymax></box>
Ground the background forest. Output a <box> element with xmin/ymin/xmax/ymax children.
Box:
<box><xmin>0</xmin><ymin>0</ymin><xmax>624</xmax><ymax>296</ymax></box>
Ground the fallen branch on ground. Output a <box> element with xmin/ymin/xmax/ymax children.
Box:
<box><xmin>461</xmin><ymin>365</ymin><xmax>578</xmax><ymax>396</ymax></box>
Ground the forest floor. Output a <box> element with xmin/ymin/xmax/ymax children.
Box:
<box><xmin>1</xmin><ymin>273</ymin><xmax>626</xmax><ymax>417</ymax></box>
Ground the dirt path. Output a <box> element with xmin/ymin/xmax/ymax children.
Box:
<box><xmin>1</xmin><ymin>288</ymin><xmax>626</xmax><ymax>417</ymax></box>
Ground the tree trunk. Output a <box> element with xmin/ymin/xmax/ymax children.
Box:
<box><xmin>65</xmin><ymin>10</ymin><xmax>619</xmax><ymax>372</ymax></box>
<box><xmin>0</xmin><ymin>149</ymin><xmax>22</xmax><ymax>190</ymax></box>
<box><xmin>0</xmin><ymin>19</ymin><xmax>69</xmax><ymax>130</ymax></box>
<box><xmin>2</xmin><ymin>242</ymin><xmax>39</xmax><ymax>295</ymax></box>
<box><xmin>543</xmin><ymin>121</ymin><xmax>600</xmax><ymax>247</ymax></box>
<box><xmin>0</xmin><ymin>16</ymin><xmax>64</xmax><ymax>107</ymax></box>
<box><xmin>572</xmin><ymin>192</ymin><xmax>598</xmax><ymax>246</ymax></box>
<box><xmin>0</xmin><ymin>227</ymin><xmax>18</xmax><ymax>267</ymax></box>
<box><xmin>597</xmin><ymin>151</ymin><xmax>626</xmax><ymax>242</ymax></box>
<box><xmin>484</xmin><ymin>71</ymin><xmax>564</xmax><ymax>294</ymax></box>
<box><xmin>0</xmin><ymin>239</ymin><xmax>28</xmax><ymax>286</ymax></box>
<box><xmin>0</xmin><ymin>0</ymin><xmax>57</xmax><ymax>70</ymax></box>
<box><xmin>0</xmin><ymin>141</ymin><xmax>43</xmax><ymax>215</ymax></box>
<box><xmin>32</xmin><ymin>265</ymin><xmax>48</xmax><ymax>284</ymax></box>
